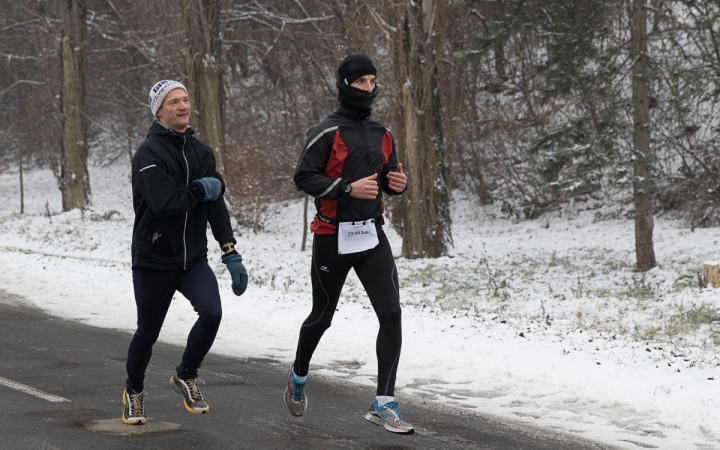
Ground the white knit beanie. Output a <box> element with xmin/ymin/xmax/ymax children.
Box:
<box><xmin>148</xmin><ymin>80</ymin><xmax>188</xmax><ymax>116</ymax></box>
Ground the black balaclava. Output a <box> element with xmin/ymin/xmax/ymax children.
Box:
<box><xmin>336</xmin><ymin>54</ymin><xmax>378</xmax><ymax>118</ymax></box>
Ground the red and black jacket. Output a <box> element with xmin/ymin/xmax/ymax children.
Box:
<box><xmin>293</xmin><ymin>105</ymin><xmax>405</xmax><ymax>235</ymax></box>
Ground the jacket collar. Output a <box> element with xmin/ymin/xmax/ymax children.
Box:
<box><xmin>147</xmin><ymin>119</ymin><xmax>194</xmax><ymax>140</ymax></box>
<box><xmin>335</xmin><ymin>104</ymin><xmax>371</xmax><ymax>122</ymax></box>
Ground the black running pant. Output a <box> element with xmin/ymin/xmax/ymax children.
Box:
<box><xmin>126</xmin><ymin>261</ymin><xmax>222</xmax><ymax>393</ymax></box>
<box><xmin>294</xmin><ymin>227</ymin><xmax>402</xmax><ymax>396</ymax></box>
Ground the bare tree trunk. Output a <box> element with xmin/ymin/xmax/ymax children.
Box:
<box><xmin>301</xmin><ymin>194</ymin><xmax>309</xmax><ymax>251</ymax></box>
<box><xmin>184</xmin><ymin>0</ymin><xmax>225</xmax><ymax>171</ymax></box>
<box><xmin>486</xmin><ymin>0</ymin><xmax>507</xmax><ymax>82</ymax></box>
<box><xmin>19</xmin><ymin>148</ymin><xmax>24</xmax><ymax>214</ymax></box>
<box><xmin>390</xmin><ymin>0</ymin><xmax>451</xmax><ymax>259</ymax></box>
<box><xmin>630</xmin><ymin>0</ymin><xmax>657</xmax><ymax>272</ymax></box>
<box><xmin>59</xmin><ymin>0</ymin><xmax>90</xmax><ymax>211</ymax></box>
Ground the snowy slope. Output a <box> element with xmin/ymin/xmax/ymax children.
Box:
<box><xmin>0</xmin><ymin>163</ymin><xmax>718</xmax><ymax>449</ymax></box>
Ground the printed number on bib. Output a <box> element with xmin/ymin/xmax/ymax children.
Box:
<box><xmin>338</xmin><ymin>220</ymin><xmax>378</xmax><ymax>254</ymax></box>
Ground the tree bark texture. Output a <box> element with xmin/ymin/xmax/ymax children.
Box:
<box><xmin>390</xmin><ymin>0</ymin><xmax>452</xmax><ymax>259</ymax></box>
<box><xmin>184</xmin><ymin>0</ymin><xmax>225</xmax><ymax>171</ymax></box>
<box><xmin>704</xmin><ymin>262</ymin><xmax>720</xmax><ymax>288</ymax></box>
<box><xmin>19</xmin><ymin>148</ymin><xmax>24</xmax><ymax>214</ymax></box>
<box><xmin>630</xmin><ymin>0</ymin><xmax>657</xmax><ymax>272</ymax></box>
<box><xmin>301</xmin><ymin>194</ymin><xmax>309</xmax><ymax>252</ymax></box>
<box><xmin>59</xmin><ymin>0</ymin><xmax>90</xmax><ymax>211</ymax></box>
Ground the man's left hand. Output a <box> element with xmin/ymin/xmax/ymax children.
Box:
<box><xmin>221</xmin><ymin>251</ymin><xmax>248</xmax><ymax>296</ymax></box>
<box><xmin>386</xmin><ymin>163</ymin><xmax>407</xmax><ymax>192</ymax></box>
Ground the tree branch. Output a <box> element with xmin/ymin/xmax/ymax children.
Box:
<box><xmin>0</xmin><ymin>80</ymin><xmax>45</xmax><ymax>100</ymax></box>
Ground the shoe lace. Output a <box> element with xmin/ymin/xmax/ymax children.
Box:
<box><xmin>129</xmin><ymin>391</ymin><xmax>147</xmax><ymax>415</ymax></box>
<box><xmin>383</xmin><ymin>401</ymin><xmax>404</xmax><ymax>421</ymax></box>
<box><xmin>185</xmin><ymin>378</ymin><xmax>205</xmax><ymax>401</ymax></box>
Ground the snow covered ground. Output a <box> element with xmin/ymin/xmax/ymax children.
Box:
<box><xmin>1</xmin><ymin>163</ymin><xmax>719</xmax><ymax>449</ymax></box>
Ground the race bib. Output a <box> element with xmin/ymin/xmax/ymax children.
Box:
<box><xmin>338</xmin><ymin>220</ymin><xmax>379</xmax><ymax>254</ymax></box>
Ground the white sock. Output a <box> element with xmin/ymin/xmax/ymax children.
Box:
<box><xmin>292</xmin><ymin>368</ymin><xmax>307</xmax><ymax>383</ymax></box>
<box><xmin>375</xmin><ymin>395</ymin><xmax>394</xmax><ymax>406</ymax></box>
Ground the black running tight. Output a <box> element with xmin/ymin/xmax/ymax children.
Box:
<box><xmin>126</xmin><ymin>261</ymin><xmax>222</xmax><ymax>393</ymax></box>
<box><xmin>293</xmin><ymin>227</ymin><xmax>402</xmax><ymax>396</ymax></box>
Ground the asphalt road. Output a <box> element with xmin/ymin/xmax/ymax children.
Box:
<box><xmin>0</xmin><ymin>291</ymin><xmax>619</xmax><ymax>449</ymax></box>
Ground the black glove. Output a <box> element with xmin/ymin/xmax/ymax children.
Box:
<box><xmin>221</xmin><ymin>250</ymin><xmax>248</xmax><ymax>296</ymax></box>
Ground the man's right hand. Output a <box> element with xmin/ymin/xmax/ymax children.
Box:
<box><xmin>349</xmin><ymin>173</ymin><xmax>378</xmax><ymax>200</ymax></box>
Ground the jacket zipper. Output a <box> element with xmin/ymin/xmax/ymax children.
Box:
<box><xmin>181</xmin><ymin>134</ymin><xmax>189</xmax><ymax>270</ymax></box>
<box><xmin>362</xmin><ymin>119</ymin><xmax>371</xmax><ymax>220</ymax></box>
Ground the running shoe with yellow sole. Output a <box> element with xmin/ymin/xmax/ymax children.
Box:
<box><xmin>122</xmin><ymin>389</ymin><xmax>147</xmax><ymax>425</ymax></box>
<box><xmin>169</xmin><ymin>375</ymin><xmax>209</xmax><ymax>414</ymax></box>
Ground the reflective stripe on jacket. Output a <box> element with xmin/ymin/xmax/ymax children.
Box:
<box><xmin>131</xmin><ymin>121</ymin><xmax>235</xmax><ymax>270</ymax></box>
<box><xmin>293</xmin><ymin>105</ymin><xmax>404</xmax><ymax>234</ymax></box>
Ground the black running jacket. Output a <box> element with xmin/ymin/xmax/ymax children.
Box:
<box><xmin>131</xmin><ymin>121</ymin><xmax>235</xmax><ymax>270</ymax></box>
<box><xmin>293</xmin><ymin>105</ymin><xmax>405</xmax><ymax>234</ymax></box>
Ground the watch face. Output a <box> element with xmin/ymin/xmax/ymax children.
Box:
<box><xmin>345</xmin><ymin>184</ymin><xmax>351</xmax><ymax>193</ymax></box>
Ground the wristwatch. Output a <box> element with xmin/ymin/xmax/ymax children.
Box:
<box><xmin>344</xmin><ymin>182</ymin><xmax>352</xmax><ymax>194</ymax></box>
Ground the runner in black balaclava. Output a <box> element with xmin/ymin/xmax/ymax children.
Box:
<box><xmin>336</xmin><ymin>54</ymin><xmax>379</xmax><ymax>117</ymax></box>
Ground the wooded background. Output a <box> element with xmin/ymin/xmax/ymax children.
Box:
<box><xmin>2</xmin><ymin>0</ymin><xmax>720</xmax><ymax>269</ymax></box>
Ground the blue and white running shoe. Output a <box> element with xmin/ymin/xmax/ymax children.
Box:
<box><xmin>283</xmin><ymin>363</ymin><xmax>308</xmax><ymax>417</ymax></box>
<box><xmin>364</xmin><ymin>400</ymin><xmax>415</xmax><ymax>435</ymax></box>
